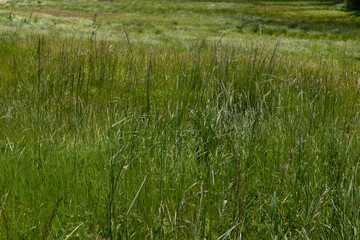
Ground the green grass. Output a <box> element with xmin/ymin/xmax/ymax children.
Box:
<box><xmin>1</xmin><ymin>0</ymin><xmax>360</xmax><ymax>42</ymax></box>
<box><xmin>1</xmin><ymin>0</ymin><xmax>360</xmax><ymax>239</ymax></box>
<box><xmin>0</xmin><ymin>0</ymin><xmax>359</xmax><ymax>65</ymax></box>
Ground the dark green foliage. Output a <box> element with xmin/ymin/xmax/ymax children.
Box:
<box><xmin>345</xmin><ymin>0</ymin><xmax>360</xmax><ymax>10</ymax></box>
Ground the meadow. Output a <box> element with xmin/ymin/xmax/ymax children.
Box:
<box><xmin>1</xmin><ymin>0</ymin><xmax>360</xmax><ymax>239</ymax></box>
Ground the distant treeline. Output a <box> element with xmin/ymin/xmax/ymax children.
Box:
<box><xmin>344</xmin><ymin>0</ymin><xmax>360</xmax><ymax>10</ymax></box>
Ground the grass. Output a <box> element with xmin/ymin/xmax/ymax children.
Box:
<box><xmin>1</xmin><ymin>0</ymin><xmax>360</xmax><ymax>42</ymax></box>
<box><xmin>0</xmin><ymin>0</ymin><xmax>360</xmax><ymax>239</ymax></box>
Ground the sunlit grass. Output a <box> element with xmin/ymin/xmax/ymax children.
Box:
<box><xmin>1</xmin><ymin>0</ymin><xmax>360</xmax><ymax>239</ymax></box>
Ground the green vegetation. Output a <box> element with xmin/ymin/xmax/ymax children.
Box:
<box><xmin>345</xmin><ymin>0</ymin><xmax>360</xmax><ymax>10</ymax></box>
<box><xmin>0</xmin><ymin>0</ymin><xmax>360</xmax><ymax>239</ymax></box>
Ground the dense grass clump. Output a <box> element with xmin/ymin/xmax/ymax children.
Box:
<box><xmin>0</xmin><ymin>34</ymin><xmax>359</xmax><ymax>239</ymax></box>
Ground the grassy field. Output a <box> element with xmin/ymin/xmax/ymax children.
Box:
<box><xmin>1</xmin><ymin>0</ymin><xmax>360</xmax><ymax>239</ymax></box>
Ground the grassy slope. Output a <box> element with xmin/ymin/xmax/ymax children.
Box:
<box><xmin>1</xmin><ymin>0</ymin><xmax>360</xmax><ymax>239</ymax></box>
<box><xmin>1</xmin><ymin>0</ymin><xmax>360</xmax><ymax>58</ymax></box>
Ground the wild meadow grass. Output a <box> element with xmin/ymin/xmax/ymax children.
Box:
<box><xmin>0</xmin><ymin>33</ymin><xmax>360</xmax><ymax>239</ymax></box>
<box><xmin>1</xmin><ymin>0</ymin><xmax>360</xmax><ymax>44</ymax></box>
<box><xmin>1</xmin><ymin>0</ymin><xmax>360</xmax><ymax>239</ymax></box>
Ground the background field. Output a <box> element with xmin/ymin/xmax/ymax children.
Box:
<box><xmin>1</xmin><ymin>0</ymin><xmax>360</xmax><ymax>239</ymax></box>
